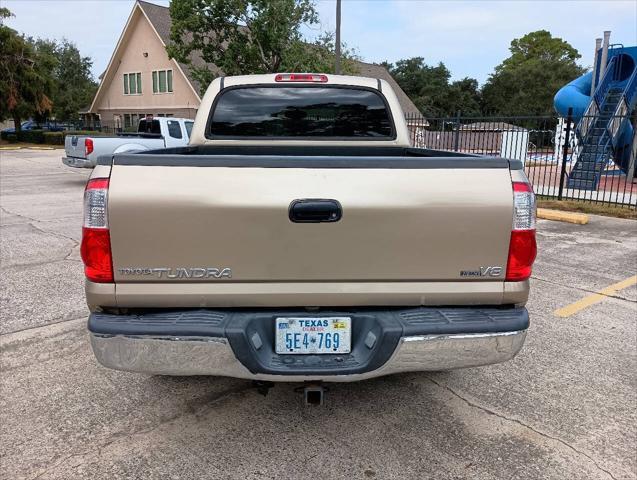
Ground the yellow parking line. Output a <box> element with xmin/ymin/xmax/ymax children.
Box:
<box><xmin>555</xmin><ymin>275</ymin><xmax>637</xmax><ymax>317</ymax></box>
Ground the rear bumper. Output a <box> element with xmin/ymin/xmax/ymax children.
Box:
<box><xmin>62</xmin><ymin>156</ymin><xmax>94</xmax><ymax>168</ymax></box>
<box><xmin>88</xmin><ymin>307</ymin><xmax>528</xmax><ymax>382</ymax></box>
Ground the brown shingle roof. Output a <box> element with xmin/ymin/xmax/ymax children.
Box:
<box><xmin>137</xmin><ymin>0</ymin><xmax>422</xmax><ymax>116</ymax></box>
<box><xmin>459</xmin><ymin>122</ymin><xmax>527</xmax><ymax>132</ymax></box>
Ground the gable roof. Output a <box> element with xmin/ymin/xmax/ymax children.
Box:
<box><xmin>137</xmin><ymin>0</ymin><xmax>422</xmax><ymax>116</ymax></box>
<box><xmin>89</xmin><ymin>1</ymin><xmax>200</xmax><ymax>112</ymax></box>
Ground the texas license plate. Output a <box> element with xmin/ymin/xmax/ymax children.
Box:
<box><xmin>275</xmin><ymin>317</ymin><xmax>351</xmax><ymax>354</ymax></box>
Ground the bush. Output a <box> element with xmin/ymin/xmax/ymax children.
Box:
<box><xmin>2</xmin><ymin>128</ymin><xmax>109</xmax><ymax>145</ymax></box>
<box><xmin>17</xmin><ymin>129</ymin><xmax>45</xmax><ymax>144</ymax></box>
<box><xmin>43</xmin><ymin>131</ymin><xmax>65</xmax><ymax>145</ymax></box>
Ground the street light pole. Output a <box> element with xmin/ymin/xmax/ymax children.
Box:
<box><xmin>335</xmin><ymin>0</ymin><xmax>341</xmax><ymax>74</ymax></box>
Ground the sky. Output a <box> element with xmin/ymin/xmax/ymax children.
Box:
<box><xmin>3</xmin><ymin>0</ymin><xmax>637</xmax><ymax>85</ymax></box>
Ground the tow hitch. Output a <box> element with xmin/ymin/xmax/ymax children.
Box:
<box><xmin>301</xmin><ymin>383</ymin><xmax>327</xmax><ymax>406</ymax></box>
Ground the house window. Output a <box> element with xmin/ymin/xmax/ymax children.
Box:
<box><xmin>124</xmin><ymin>113</ymin><xmax>143</xmax><ymax>130</ymax></box>
<box><xmin>152</xmin><ymin>69</ymin><xmax>173</xmax><ymax>93</ymax></box>
<box><xmin>123</xmin><ymin>72</ymin><xmax>142</xmax><ymax>95</ymax></box>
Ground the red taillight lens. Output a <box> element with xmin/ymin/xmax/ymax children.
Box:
<box><xmin>506</xmin><ymin>181</ymin><xmax>536</xmax><ymax>281</ymax></box>
<box><xmin>81</xmin><ymin>227</ymin><xmax>113</xmax><ymax>282</ymax></box>
<box><xmin>274</xmin><ymin>73</ymin><xmax>328</xmax><ymax>83</ymax></box>
<box><xmin>84</xmin><ymin>138</ymin><xmax>94</xmax><ymax>156</ymax></box>
<box><xmin>506</xmin><ymin>230</ymin><xmax>537</xmax><ymax>281</ymax></box>
<box><xmin>81</xmin><ymin>178</ymin><xmax>113</xmax><ymax>282</ymax></box>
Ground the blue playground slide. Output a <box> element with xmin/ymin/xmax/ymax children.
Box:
<box><xmin>554</xmin><ymin>46</ymin><xmax>637</xmax><ymax>190</ymax></box>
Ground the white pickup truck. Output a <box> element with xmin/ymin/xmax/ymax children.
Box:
<box><xmin>62</xmin><ymin>117</ymin><xmax>193</xmax><ymax>168</ymax></box>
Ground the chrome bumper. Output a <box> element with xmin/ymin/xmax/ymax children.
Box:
<box><xmin>62</xmin><ymin>156</ymin><xmax>94</xmax><ymax>168</ymax></box>
<box><xmin>90</xmin><ymin>330</ymin><xmax>527</xmax><ymax>382</ymax></box>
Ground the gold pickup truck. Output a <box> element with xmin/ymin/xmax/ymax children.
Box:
<box><xmin>82</xmin><ymin>73</ymin><xmax>536</xmax><ymax>399</ymax></box>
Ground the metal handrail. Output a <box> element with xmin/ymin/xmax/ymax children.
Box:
<box><xmin>609</xmin><ymin>98</ymin><xmax>629</xmax><ymax>142</ymax></box>
<box><xmin>576</xmin><ymin>101</ymin><xmax>598</xmax><ymax>140</ymax></box>
<box><xmin>623</xmin><ymin>64</ymin><xmax>637</xmax><ymax>108</ymax></box>
<box><xmin>594</xmin><ymin>56</ymin><xmax>618</xmax><ymax>105</ymax></box>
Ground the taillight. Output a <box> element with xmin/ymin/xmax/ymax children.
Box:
<box><xmin>274</xmin><ymin>73</ymin><xmax>328</xmax><ymax>83</ymax></box>
<box><xmin>80</xmin><ymin>177</ymin><xmax>113</xmax><ymax>282</ymax></box>
<box><xmin>506</xmin><ymin>182</ymin><xmax>537</xmax><ymax>281</ymax></box>
<box><xmin>84</xmin><ymin>138</ymin><xmax>94</xmax><ymax>156</ymax></box>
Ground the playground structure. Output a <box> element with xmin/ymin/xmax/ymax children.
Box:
<box><xmin>554</xmin><ymin>31</ymin><xmax>637</xmax><ymax>191</ymax></box>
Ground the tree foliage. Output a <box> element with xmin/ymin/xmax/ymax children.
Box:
<box><xmin>167</xmin><ymin>0</ymin><xmax>358</xmax><ymax>93</ymax></box>
<box><xmin>49</xmin><ymin>40</ymin><xmax>98</xmax><ymax>121</ymax></box>
<box><xmin>481</xmin><ymin>30</ymin><xmax>585</xmax><ymax>115</ymax></box>
<box><xmin>0</xmin><ymin>9</ymin><xmax>96</xmax><ymax>129</ymax></box>
<box><xmin>0</xmin><ymin>9</ymin><xmax>54</xmax><ymax>129</ymax></box>
<box><xmin>385</xmin><ymin>57</ymin><xmax>482</xmax><ymax>117</ymax></box>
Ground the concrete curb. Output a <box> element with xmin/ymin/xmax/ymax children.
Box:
<box><xmin>537</xmin><ymin>208</ymin><xmax>589</xmax><ymax>225</ymax></box>
<box><xmin>0</xmin><ymin>146</ymin><xmax>58</xmax><ymax>151</ymax></box>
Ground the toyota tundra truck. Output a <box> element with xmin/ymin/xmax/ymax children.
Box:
<box><xmin>83</xmin><ymin>73</ymin><xmax>536</xmax><ymax>398</ymax></box>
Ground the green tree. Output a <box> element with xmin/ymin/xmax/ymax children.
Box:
<box><xmin>281</xmin><ymin>32</ymin><xmax>359</xmax><ymax>76</ymax></box>
<box><xmin>49</xmin><ymin>40</ymin><xmax>97</xmax><ymax>122</ymax></box>
<box><xmin>0</xmin><ymin>9</ymin><xmax>54</xmax><ymax>130</ymax></box>
<box><xmin>446</xmin><ymin>77</ymin><xmax>482</xmax><ymax>116</ymax></box>
<box><xmin>481</xmin><ymin>30</ymin><xmax>585</xmax><ymax>115</ymax></box>
<box><xmin>167</xmin><ymin>0</ymin><xmax>358</xmax><ymax>94</ymax></box>
<box><xmin>386</xmin><ymin>57</ymin><xmax>480</xmax><ymax>117</ymax></box>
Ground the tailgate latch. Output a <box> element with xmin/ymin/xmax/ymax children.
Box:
<box><xmin>289</xmin><ymin>199</ymin><xmax>342</xmax><ymax>223</ymax></box>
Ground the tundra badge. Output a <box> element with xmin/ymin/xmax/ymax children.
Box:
<box><xmin>118</xmin><ymin>267</ymin><xmax>232</xmax><ymax>279</ymax></box>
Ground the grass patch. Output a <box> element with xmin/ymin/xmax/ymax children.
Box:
<box><xmin>537</xmin><ymin>198</ymin><xmax>636</xmax><ymax>220</ymax></box>
<box><xmin>0</xmin><ymin>140</ymin><xmax>63</xmax><ymax>149</ymax></box>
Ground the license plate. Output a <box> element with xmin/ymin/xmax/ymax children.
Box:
<box><xmin>275</xmin><ymin>317</ymin><xmax>351</xmax><ymax>354</ymax></box>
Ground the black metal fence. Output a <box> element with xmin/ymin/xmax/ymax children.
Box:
<box><xmin>405</xmin><ymin>112</ymin><xmax>636</xmax><ymax>208</ymax></box>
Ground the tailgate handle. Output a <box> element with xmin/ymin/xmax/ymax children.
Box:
<box><xmin>289</xmin><ymin>199</ymin><xmax>342</xmax><ymax>223</ymax></box>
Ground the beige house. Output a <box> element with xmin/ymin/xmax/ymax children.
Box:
<box><xmin>89</xmin><ymin>0</ymin><xmax>421</xmax><ymax>130</ymax></box>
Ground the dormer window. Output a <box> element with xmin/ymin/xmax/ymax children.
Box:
<box><xmin>152</xmin><ymin>69</ymin><xmax>173</xmax><ymax>94</ymax></box>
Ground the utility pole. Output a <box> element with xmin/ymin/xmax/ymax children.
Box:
<box><xmin>335</xmin><ymin>0</ymin><xmax>342</xmax><ymax>74</ymax></box>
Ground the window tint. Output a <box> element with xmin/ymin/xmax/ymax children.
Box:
<box><xmin>167</xmin><ymin>120</ymin><xmax>182</xmax><ymax>139</ymax></box>
<box><xmin>138</xmin><ymin>119</ymin><xmax>161</xmax><ymax>134</ymax></box>
<box><xmin>209</xmin><ymin>87</ymin><xmax>393</xmax><ymax>138</ymax></box>
<box><xmin>185</xmin><ymin>121</ymin><xmax>194</xmax><ymax>138</ymax></box>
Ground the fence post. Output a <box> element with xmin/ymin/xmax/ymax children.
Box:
<box><xmin>558</xmin><ymin>108</ymin><xmax>573</xmax><ymax>201</ymax></box>
<box><xmin>453</xmin><ymin>111</ymin><xmax>461</xmax><ymax>151</ymax></box>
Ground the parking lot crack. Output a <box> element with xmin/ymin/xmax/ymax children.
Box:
<box><xmin>0</xmin><ymin>205</ymin><xmax>38</xmax><ymax>224</ymax></box>
<box><xmin>0</xmin><ymin>312</ymin><xmax>87</xmax><ymax>338</ymax></box>
<box><xmin>28</xmin><ymin>221</ymin><xmax>80</xmax><ymax>248</ymax></box>
<box><xmin>426</xmin><ymin>376</ymin><xmax>618</xmax><ymax>480</ymax></box>
<box><xmin>532</xmin><ymin>276</ymin><xmax>636</xmax><ymax>303</ymax></box>
<box><xmin>25</xmin><ymin>383</ymin><xmax>254</xmax><ymax>478</ymax></box>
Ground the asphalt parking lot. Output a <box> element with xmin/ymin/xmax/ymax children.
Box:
<box><xmin>1</xmin><ymin>149</ymin><xmax>636</xmax><ymax>480</ymax></box>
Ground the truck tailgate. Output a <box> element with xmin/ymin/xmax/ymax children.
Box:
<box><xmin>65</xmin><ymin>135</ymin><xmax>86</xmax><ymax>158</ymax></box>
<box><xmin>108</xmin><ymin>163</ymin><xmax>513</xmax><ymax>284</ymax></box>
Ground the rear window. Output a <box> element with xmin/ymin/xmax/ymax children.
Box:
<box><xmin>138</xmin><ymin>119</ymin><xmax>161</xmax><ymax>134</ymax></box>
<box><xmin>208</xmin><ymin>86</ymin><xmax>394</xmax><ymax>138</ymax></box>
